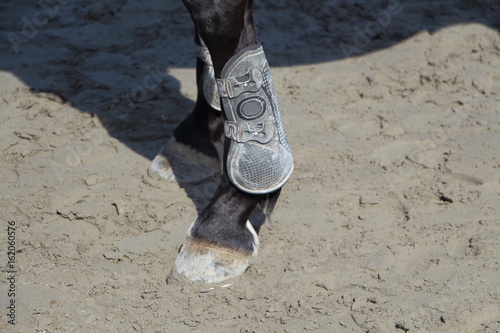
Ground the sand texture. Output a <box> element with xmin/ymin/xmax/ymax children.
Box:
<box><xmin>1</xmin><ymin>0</ymin><xmax>499</xmax><ymax>332</ymax></box>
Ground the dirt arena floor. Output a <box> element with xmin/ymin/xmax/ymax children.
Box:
<box><xmin>1</xmin><ymin>0</ymin><xmax>499</xmax><ymax>332</ymax></box>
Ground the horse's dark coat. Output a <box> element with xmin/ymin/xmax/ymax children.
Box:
<box><xmin>174</xmin><ymin>0</ymin><xmax>281</xmax><ymax>254</ymax></box>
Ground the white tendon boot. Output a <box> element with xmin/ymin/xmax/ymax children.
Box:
<box><xmin>217</xmin><ymin>44</ymin><xmax>294</xmax><ymax>194</ymax></box>
<box><xmin>198</xmin><ymin>41</ymin><xmax>221</xmax><ymax>111</ymax></box>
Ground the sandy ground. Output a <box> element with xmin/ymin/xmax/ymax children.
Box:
<box><xmin>1</xmin><ymin>0</ymin><xmax>499</xmax><ymax>332</ymax></box>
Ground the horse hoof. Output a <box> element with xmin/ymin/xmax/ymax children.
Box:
<box><xmin>171</xmin><ymin>237</ymin><xmax>255</xmax><ymax>286</ymax></box>
<box><xmin>149</xmin><ymin>137</ymin><xmax>220</xmax><ymax>184</ymax></box>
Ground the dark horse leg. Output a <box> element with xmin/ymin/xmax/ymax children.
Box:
<box><xmin>161</xmin><ymin>0</ymin><xmax>293</xmax><ymax>284</ymax></box>
<box><xmin>149</xmin><ymin>38</ymin><xmax>224</xmax><ymax>183</ymax></box>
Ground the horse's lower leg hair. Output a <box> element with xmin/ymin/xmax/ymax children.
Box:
<box><xmin>182</xmin><ymin>0</ymin><xmax>258</xmax><ymax>77</ymax></box>
<box><xmin>171</xmin><ymin>0</ymin><xmax>292</xmax><ymax>285</ymax></box>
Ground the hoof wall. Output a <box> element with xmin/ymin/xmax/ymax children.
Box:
<box><xmin>171</xmin><ymin>238</ymin><xmax>254</xmax><ymax>286</ymax></box>
<box><xmin>149</xmin><ymin>137</ymin><xmax>220</xmax><ymax>184</ymax></box>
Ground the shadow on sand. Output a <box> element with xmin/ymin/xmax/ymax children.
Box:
<box><xmin>1</xmin><ymin>0</ymin><xmax>498</xmax><ymax>214</ymax></box>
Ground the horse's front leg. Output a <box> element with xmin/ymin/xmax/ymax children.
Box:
<box><xmin>173</xmin><ymin>0</ymin><xmax>294</xmax><ymax>285</ymax></box>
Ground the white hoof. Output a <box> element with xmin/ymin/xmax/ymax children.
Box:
<box><xmin>173</xmin><ymin>237</ymin><xmax>255</xmax><ymax>285</ymax></box>
<box><xmin>149</xmin><ymin>137</ymin><xmax>220</xmax><ymax>184</ymax></box>
<box><xmin>171</xmin><ymin>220</ymin><xmax>259</xmax><ymax>287</ymax></box>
